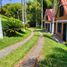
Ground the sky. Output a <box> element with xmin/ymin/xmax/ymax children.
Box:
<box><xmin>2</xmin><ymin>0</ymin><xmax>22</xmax><ymax>5</ymax></box>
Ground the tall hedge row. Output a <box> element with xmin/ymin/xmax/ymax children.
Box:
<box><xmin>2</xmin><ymin>15</ymin><xmax>23</xmax><ymax>36</ymax></box>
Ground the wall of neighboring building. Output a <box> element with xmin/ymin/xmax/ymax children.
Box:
<box><xmin>54</xmin><ymin>0</ymin><xmax>67</xmax><ymax>41</ymax></box>
<box><xmin>55</xmin><ymin>22</ymin><xmax>67</xmax><ymax>41</ymax></box>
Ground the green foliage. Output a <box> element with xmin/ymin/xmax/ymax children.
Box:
<box><xmin>39</xmin><ymin>33</ymin><xmax>67</xmax><ymax>67</ymax></box>
<box><xmin>43</xmin><ymin>0</ymin><xmax>58</xmax><ymax>18</ymax></box>
<box><xmin>43</xmin><ymin>0</ymin><xmax>53</xmax><ymax>10</ymax></box>
<box><xmin>43</xmin><ymin>0</ymin><xmax>58</xmax><ymax>9</ymax></box>
<box><xmin>45</xmin><ymin>0</ymin><xmax>52</xmax><ymax>7</ymax></box>
<box><xmin>0</xmin><ymin>1</ymin><xmax>42</xmax><ymax>27</ymax></box>
<box><xmin>27</xmin><ymin>1</ymin><xmax>41</xmax><ymax>27</ymax></box>
<box><xmin>25</xmin><ymin>24</ymin><xmax>30</xmax><ymax>28</ymax></box>
<box><xmin>2</xmin><ymin>16</ymin><xmax>23</xmax><ymax>36</ymax></box>
<box><xmin>1</xmin><ymin>3</ymin><xmax>22</xmax><ymax>20</ymax></box>
<box><xmin>64</xmin><ymin>41</ymin><xmax>67</xmax><ymax>45</ymax></box>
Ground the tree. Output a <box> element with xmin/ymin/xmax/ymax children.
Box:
<box><xmin>1</xmin><ymin>3</ymin><xmax>22</xmax><ymax>20</ymax></box>
<box><xmin>1</xmin><ymin>0</ymin><xmax>42</xmax><ymax>27</ymax></box>
<box><xmin>27</xmin><ymin>0</ymin><xmax>41</xmax><ymax>27</ymax></box>
<box><xmin>21</xmin><ymin>0</ymin><xmax>27</xmax><ymax>24</ymax></box>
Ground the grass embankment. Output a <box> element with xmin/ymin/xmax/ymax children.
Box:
<box><xmin>39</xmin><ymin>33</ymin><xmax>67</xmax><ymax>67</ymax></box>
<box><xmin>0</xmin><ymin>31</ymin><xmax>40</xmax><ymax>67</ymax></box>
<box><xmin>0</xmin><ymin>29</ymin><xmax>31</xmax><ymax>50</ymax></box>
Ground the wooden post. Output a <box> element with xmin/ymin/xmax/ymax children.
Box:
<box><xmin>56</xmin><ymin>22</ymin><xmax>57</xmax><ymax>34</ymax></box>
<box><xmin>61</xmin><ymin>23</ymin><xmax>63</xmax><ymax>40</ymax></box>
<box><xmin>0</xmin><ymin>0</ymin><xmax>3</xmax><ymax>39</ymax></box>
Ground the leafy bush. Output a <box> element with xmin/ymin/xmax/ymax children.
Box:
<box><xmin>2</xmin><ymin>17</ymin><xmax>23</xmax><ymax>36</ymax></box>
<box><xmin>64</xmin><ymin>41</ymin><xmax>67</xmax><ymax>46</ymax></box>
<box><xmin>25</xmin><ymin>24</ymin><xmax>30</xmax><ymax>28</ymax></box>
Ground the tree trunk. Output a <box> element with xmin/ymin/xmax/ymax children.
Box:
<box><xmin>21</xmin><ymin>0</ymin><xmax>24</xmax><ymax>24</ymax></box>
<box><xmin>41</xmin><ymin>0</ymin><xmax>43</xmax><ymax>29</ymax></box>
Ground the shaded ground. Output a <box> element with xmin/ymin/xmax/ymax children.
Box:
<box><xmin>16</xmin><ymin>32</ymin><xmax>44</xmax><ymax>67</ymax></box>
<box><xmin>0</xmin><ymin>30</ymin><xmax>34</xmax><ymax>58</ymax></box>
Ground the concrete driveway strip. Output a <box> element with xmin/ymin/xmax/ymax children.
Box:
<box><xmin>0</xmin><ymin>31</ymin><xmax>34</xmax><ymax>58</ymax></box>
<box><xmin>16</xmin><ymin>33</ymin><xmax>44</xmax><ymax>67</ymax></box>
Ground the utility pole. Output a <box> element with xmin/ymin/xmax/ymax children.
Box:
<box><xmin>41</xmin><ymin>0</ymin><xmax>43</xmax><ymax>29</ymax></box>
<box><xmin>0</xmin><ymin>0</ymin><xmax>3</xmax><ymax>39</ymax></box>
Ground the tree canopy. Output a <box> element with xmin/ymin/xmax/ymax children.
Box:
<box><xmin>0</xmin><ymin>0</ymin><xmax>58</xmax><ymax>27</ymax></box>
<box><xmin>27</xmin><ymin>0</ymin><xmax>41</xmax><ymax>27</ymax></box>
<box><xmin>1</xmin><ymin>3</ymin><xmax>22</xmax><ymax>20</ymax></box>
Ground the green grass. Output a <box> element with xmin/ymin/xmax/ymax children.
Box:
<box><xmin>39</xmin><ymin>33</ymin><xmax>67</xmax><ymax>67</ymax></box>
<box><xmin>0</xmin><ymin>29</ymin><xmax>31</xmax><ymax>50</ymax></box>
<box><xmin>0</xmin><ymin>31</ymin><xmax>40</xmax><ymax>67</ymax></box>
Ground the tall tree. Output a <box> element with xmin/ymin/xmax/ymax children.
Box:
<box><xmin>21</xmin><ymin>0</ymin><xmax>27</xmax><ymax>24</ymax></box>
<box><xmin>27</xmin><ymin>0</ymin><xmax>41</xmax><ymax>27</ymax></box>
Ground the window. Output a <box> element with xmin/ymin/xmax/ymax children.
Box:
<box><xmin>59</xmin><ymin>5</ymin><xmax>64</xmax><ymax>17</ymax></box>
<box><xmin>57</xmin><ymin>23</ymin><xmax>62</xmax><ymax>33</ymax></box>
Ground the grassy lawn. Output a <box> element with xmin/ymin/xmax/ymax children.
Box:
<box><xmin>0</xmin><ymin>29</ymin><xmax>31</xmax><ymax>50</ymax></box>
<box><xmin>39</xmin><ymin>33</ymin><xmax>67</xmax><ymax>67</ymax></box>
<box><xmin>0</xmin><ymin>30</ymin><xmax>40</xmax><ymax>67</ymax></box>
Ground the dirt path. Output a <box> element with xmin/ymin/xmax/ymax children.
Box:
<box><xmin>15</xmin><ymin>32</ymin><xmax>44</xmax><ymax>67</ymax></box>
<box><xmin>0</xmin><ymin>30</ymin><xmax>34</xmax><ymax>58</ymax></box>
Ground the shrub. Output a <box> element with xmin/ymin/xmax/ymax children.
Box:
<box><xmin>25</xmin><ymin>24</ymin><xmax>30</xmax><ymax>28</ymax></box>
<box><xmin>2</xmin><ymin>17</ymin><xmax>23</xmax><ymax>36</ymax></box>
<box><xmin>64</xmin><ymin>41</ymin><xmax>67</xmax><ymax>46</ymax></box>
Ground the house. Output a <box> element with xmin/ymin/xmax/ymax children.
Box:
<box><xmin>45</xmin><ymin>9</ymin><xmax>54</xmax><ymax>33</ymax></box>
<box><xmin>45</xmin><ymin>0</ymin><xmax>67</xmax><ymax>41</ymax></box>
<box><xmin>55</xmin><ymin>0</ymin><xmax>67</xmax><ymax>41</ymax></box>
